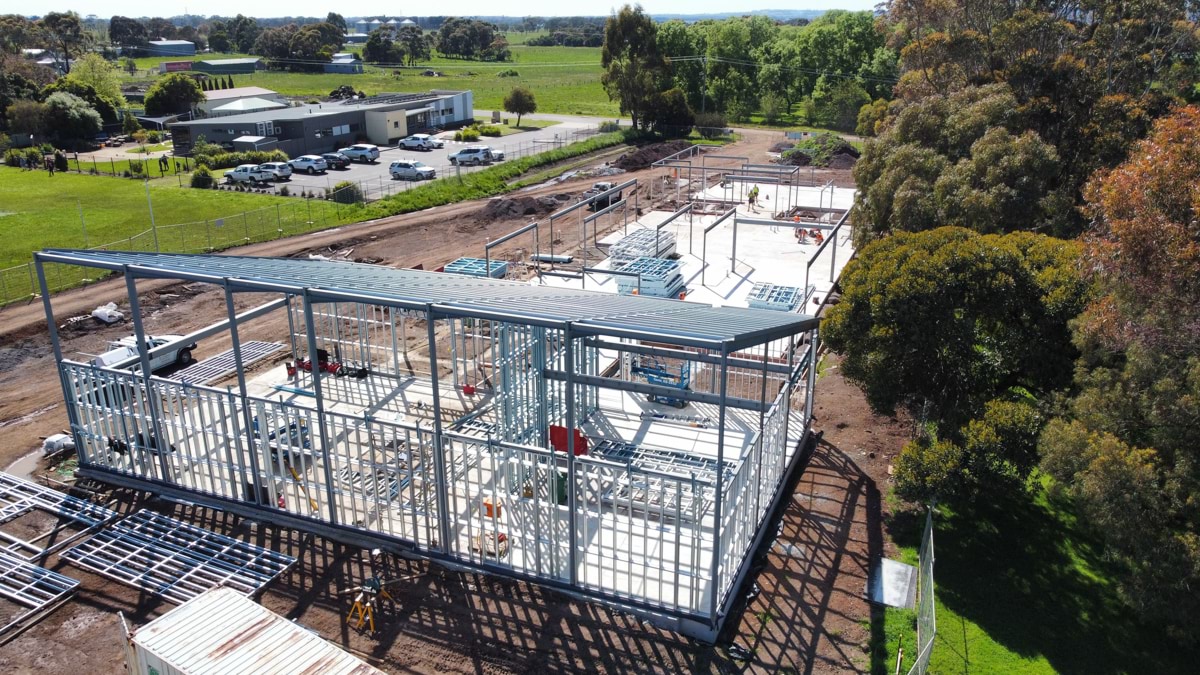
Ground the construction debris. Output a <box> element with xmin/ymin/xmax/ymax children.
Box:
<box><xmin>90</xmin><ymin>302</ymin><xmax>124</xmax><ymax>324</ymax></box>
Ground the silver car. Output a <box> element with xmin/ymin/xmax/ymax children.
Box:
<box><xmin>288</xmin><ymin>155</ymin><xmax>328</xmax><ymax>174</ymax></box>
<box><xmin>257</xmin><ymin>161</ymin><xmax>293</xmax><ymax>181</ymax></box>
<box><xmin>389</xmin><ymin>160</ymin><xmax>436</xmax><ymax>181</ymax></box>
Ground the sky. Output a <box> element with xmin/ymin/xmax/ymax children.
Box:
<box><xmin>23</xmin><ymin>2</ymin><xmax>878</xmax><ymax>20</ymax></box>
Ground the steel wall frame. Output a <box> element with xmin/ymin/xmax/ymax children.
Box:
<box><xmin>36</xmin><ymin>252</ymin><xmax>818</xmax><ymax>643</ymax></box>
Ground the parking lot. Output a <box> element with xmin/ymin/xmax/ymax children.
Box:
<box><xmin>264</xmin><ymin>119</ymin><xmax>606</xmax><ymax>201</ymax></box>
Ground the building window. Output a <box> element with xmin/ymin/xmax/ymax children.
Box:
<box><xmin>393</xmin><ymin>121</ymin><xmax>399</xmax><ymax>129</ymax></box>
<box><xmin>333</xmin><ymin>124</ymin><xmax>350</xmax><ymax>136</ymax></box>
<box><xmin>349</xmin><ymin>123</ymin><xmax>360</xmax><ymax>132</ymax></box>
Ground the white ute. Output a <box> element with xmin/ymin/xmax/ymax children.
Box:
<box><xmin>224</xmin><ymin>164</ymin><xmax>272</xmax><ymax>185</ymax></box>
<box><xmin>93</xmin><ymin>335</ymin><xmax>198</xmax><ymax>374</ymax></box>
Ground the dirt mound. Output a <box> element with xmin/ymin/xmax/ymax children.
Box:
<box><xmin>827</xmin><ymin>153</ymin><xmax>858</xmax><ymax>169</ymax></box>
<box><xmin>778</xmin><ymin>151</ymin><xmax>812</xmax><ymax>167</ymax></box>
<box><xmin>613</xmin><ymin>140</ymin><xmax>693</xmax><ymax>171</ymax></box>
<box><xmin>477</xmin><ymin>194</ymin><xmax>571</xmax><ymax>222</ymax></box>
<box><xmin>770</xmin><ymin>142</ymin><xmax>795</xmax><ymax>153</ymax></box>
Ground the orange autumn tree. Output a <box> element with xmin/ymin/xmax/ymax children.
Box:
<box><xmin>1041</xmin><ymin>105</ymin><xmax>1200</xmax><ymax>641</ymax></box>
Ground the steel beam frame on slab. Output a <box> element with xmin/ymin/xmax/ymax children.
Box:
<box><xmin>581</xmin><ymin>338</ymin><xmax>793</xmax><ymax>375</ymax></box>
<box><xmin>547</xmin><ymin>179</ymin><xmax>637</xmax><ymax>261</ymax></box>
<box><xmin>542</xmin><ymin>369</ymin><xmax>767</xmax><ymax>412</ymax></box>
<box><xmin>579</xmin><ymin>266</ymin><xmax>641</xmax><ymax>293</ymax></box>
<box><xmin>700</xmin><ymin>208</ymin><xmax>739</xmax><ymax>287</ymax></box>
<box><xmin>581</xmin><ymin>198</ymin><xmax>627</xmax><ymax>276</ymax></box>
<box><xmin>485</xmin><ymin>220</ymin><xmax>540</xmax><ymax>282</ymax></box>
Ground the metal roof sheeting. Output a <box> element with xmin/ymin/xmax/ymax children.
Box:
<box><xmin>36</xmin><ymin>250</ymin><xmax>817</xmax><ymax>348</ymax></box>
<box><xmin>131</xmin><ymin>587</ymin><xmax>383</xmax><ymax>674</ymax></box>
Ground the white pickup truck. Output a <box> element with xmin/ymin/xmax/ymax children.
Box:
<box><xmin>93</xmin><ymin>334</ymin><xmax>197</xmax><ymax>374</ymax></box>
<box><xmin>224</xmin><ymin>164</ymin><xmax>273</xmax><ymax>185</ymax></box>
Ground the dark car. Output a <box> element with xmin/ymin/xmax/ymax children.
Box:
<box><xmin>321</xmin><ymin>152</ymin><xmax>351</xmax><ymax>170</ymax></box>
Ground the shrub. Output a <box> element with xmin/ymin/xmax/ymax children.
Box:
<box><xmin>599</xmin><ymin>120</ymin><xmax>621</xmax><ymax>133</ymax></box>
<box><xmin>279</xmin><ymin>185</ymin><xmax>290</xmax><ymax>196</ymax></box>
<box><xmin>497</xmin><ymin>69</ymin><xmax>519</xmax><ymax>77</ymax></box>
<box><xmin>0</xmin><ymin>133</ymin><xmax>10</xmax><ymax>153</ymax></box>
<box><xmin>190</xmin><ymin>165</ymin><xmax>214</xmax><ymax>188</ymax></box>
<box><xmin>38</xmin><ymin>142</ymin><xmax>55</xmax><ymax>155</ymax></box>
<box><xmin>128</xmin><ymin>159</ymin><xmax>145</xmax><ymax>177</ymax></box>
<box><xmin>4</xmin><ymin>148</ymin><xmax>24</xmax><ymax>167</ymax></box>
<box><xmin>192</xmin><ymin>148</ymin><xmax>288</xmax><ymax>170</ymax></box>
<box><xmin>694</xmin><ymin>112</ymin><xmax>729</xmax><ymax>139</ymax></box>
<box><xmin>54</xmin><ymin>152</ymin><xmax>67</xmax><ymax>172</ymax></box>
<box><xmin>331</xmin><ymin>180</ymin><xmax>363</xmax><ymax>204</ymax></box>
<box><xmin>455</xmin><ymin>128</ymin><xmax>481</xmax><ymax>142</ymax></box>
<box><xmin>477</xmin><ymin>125</ymin><xmax>502</xmax><ymax>137</ymax></box>
<box><xmin>147</xmin><ymin>130</ymin><xmax>162</xmax><ymax>143</ymax></box>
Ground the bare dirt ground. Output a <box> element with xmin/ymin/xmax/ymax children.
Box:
<box><xmin>0</xmin><ymin>130</ymin><xmax>886</xmax><ymax>674</ymax></box>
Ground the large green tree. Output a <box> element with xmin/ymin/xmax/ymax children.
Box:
<box><xmin>143</xmin><ymin>72</ymin><xmax>204</xmax><ymax>115</ymax></box>
<box><xmin>43</xmin><ymin>91</ymin><xmax>101</xmax><ymax>146</ymax></box>
<box><xmin>107</xmin><ymin>15</ymin><xmax>146</xmax><ymax>48</ymax></box>
<box><xmin>822</xmin><ymin>226</ymin><xmax>1089</xmax><ymax>432</ymax></box>
<box><xmin>65</xmin><ymin>53</ymin><xmax>125</xmax><ymax>110</ymax></box>
<box><xmin>41</xmin><ymin>78</ymin><xmax>118</xmax><ymax>123</ymax></box>
<box><xmin>1040</xmin><ymin>106</ymin><xmax>1200</xmax><ymax>640</ymax></box>
<box><xmin>601</xmin><ymin>4</ymin><xmax>666</xmax><ymax>130</ymax></box>
<box><xmin>37</xmin><ymin>12</ymin><xmax>89</xmax><ymax>73</ymax></box>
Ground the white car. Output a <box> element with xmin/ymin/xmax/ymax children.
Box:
<box><xmin>399</xmin><ymin>134</ymin><xmax>443</xmax><ymax>151</ymax></box>
<box><xmin>257</xmin><ymin>162</ymin><xmax>292</xmax><ymax>181</ymax></box>
<box><xmin>93</xmin><ymin>334</ymin><xmax>197</xmax><ymax>374</ymax></box>
<box><xmin>389</xmin><ymin>160</ymin><xmax>436</xmax><ymax>180</ymax></box>
<box><xmin>225</xmin><ymin>164</ymin><xmax>272</xmax><ymax>185</ymax></box>
<box><xmin>338</xmin><ymin>144</ymin><xmax>380</xmax><ymax>163</ymax></box>
<box><xmin>448</xmin><ymin>146</ymin><xmax>500</xmax><ymax>166</ymax></box>
<box><xmin>288</xmin><ymin>155</ymin><xmax>328</xmax><ymax>174</ymax></box>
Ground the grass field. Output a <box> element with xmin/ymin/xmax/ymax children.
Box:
<box><xmin>0</xmin><ymin>167</ymin><xmax>350</xmax><ymax>270</ymax></box>
<box><xmin>126</xmin><ymin>46</ymin><xmax>615</xmax><ymax>117</ymax></box>
<box><xmin>875</xmin><ymin>484</ymin><xmax>1199</xmax><ymax>674</ymax></box>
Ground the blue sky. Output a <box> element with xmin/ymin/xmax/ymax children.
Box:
<box><xmin>27</xmin><ymin>2</ymin><xmax>877</xmax><ymax>20</ymax></box>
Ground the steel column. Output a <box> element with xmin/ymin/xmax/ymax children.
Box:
<box><xmin>426</xmin><ymin>308</ymin><xmax>453</xmax><ymax>553</ymax></box>
<box><xmin>709</xmin><ymin>346</ymin><xmax>729</xmax><ymax>622</ymax></box>
<box><xmin>301</xmin><ymin>292</ymin><xmax>341</xmax><ymax>525</ymax></box>
<box><xmin>223</xmin><ymin>282</ymin><xmax>265</xmax><ymax>507</ymax></box>
<box><xmin>123</xmin><ymin>268</ymin><xmax>172</xmax><ymax>481</ymax></box>
<box><xmin>563</xmin><ymin>323</ymin><xmax>578</xmax><ymax>585</ymax></box>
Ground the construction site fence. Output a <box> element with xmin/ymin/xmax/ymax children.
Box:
<box><xmin>907</xmin><ymin>508</ymin><xmax>936</xmax><ymax>675</ymax></box>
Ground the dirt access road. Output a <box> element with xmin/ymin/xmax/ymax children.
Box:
<box><xmin>0</xmin><ymin>129</ymin><xmax>890</xmax><ymax>674</ymax></box>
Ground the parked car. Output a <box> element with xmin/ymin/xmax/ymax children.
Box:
<box><xmin>93</xmin><ymin>334</ymin><xmax>198</xmax><ymax>374</ymax></box>
<box><xmin>448</xmin><ymin>146</ymin><xmax>502</xmax><ymax>166</ymax></box>
<box><xmin>338</xmin><ymin>144</ymin><xmax>380</xmax><ymax>163</ymax></box>
<box><xmin>321</xmin><ymin>152</ymin><xmax>351</xmax><ymax>170</ymax></box>
<box><xmin>287</xmin><ymin>155</ymin><xmax>328</xmax><ymax>174</ymax></box>
<box><xmin>225</xmin><ymin>164</ymin><xmax>273</xmax><ymax>185</ymax></box>
<box><xmin>389</xmin><ymin>160</ymin><xmax>436</xmax><ymax>181</ymax></box>
<box><xmin>399</xmin><ymin>134</ymin><xmax>443</xmax><ymax>151</ymax></box>
<box><xmin>257</xmin><ymin>161</ymin><xmax>293</xmax><ymax>181</ymax></box>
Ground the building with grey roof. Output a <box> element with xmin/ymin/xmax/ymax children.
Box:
<box><xmin>170</xmin><ymin>90</ymin><xmax>473</xmax><ymax>156</ymax></box>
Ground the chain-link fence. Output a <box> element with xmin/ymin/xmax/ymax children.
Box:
<box><xmin>907</xmin><ymin>508</ymin><xmax>937</xmax><ymax>675</ymax></box>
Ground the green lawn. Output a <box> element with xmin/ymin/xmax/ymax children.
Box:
<box><xmin>483</xmin><ymin>119</ymin><xmax>560</xmax><ymax>136</ymax></box>
<box><xmin>121</xmin><ymin>47</ymin><xmax>615</xmax><ymax>117</ymax></box>
<box><xmin>0</xmin><ymin>167</ymin><xmax>357</xmax><ymax>303</ymax></box>
<box><xmin>875</xmin><ymin>484</ymin><xmax>1199</xmax><ymax>674</ymax></box>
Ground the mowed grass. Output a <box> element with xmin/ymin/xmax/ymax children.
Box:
<box><xmin>123</xmin><ymin>46</ymin><xmax>616</xmax><ymax>117</ymax></box>
<box><xmin>875</xmin><ymin>483</ymin><xmax>1199</xmax><ymax>675</ymax></box>
<box><xmin>0</xmin><ymin>167</ymin><xmax>339</xmax><ymax>269</ymax></box>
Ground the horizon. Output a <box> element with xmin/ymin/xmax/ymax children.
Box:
<box><xmin>17</xmin><ymin>2</ymin><xmax>877</xmax><ymax>20</ymax></box>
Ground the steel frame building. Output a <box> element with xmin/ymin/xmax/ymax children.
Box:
<box><xmin>34</xmin><ymin>248</ymin><xmax>819</xmax><ymax>641</ymax></box>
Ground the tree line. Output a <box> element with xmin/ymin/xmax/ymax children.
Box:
<box><xmin>601</xmin><ymin>7</ymin><xmax>896</xmax><ymax>131</ymax></box>
<box><xmin>816</xmin><ymin>0</ymin><xmax>1200</xmax><ymax>643</ymax></box>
